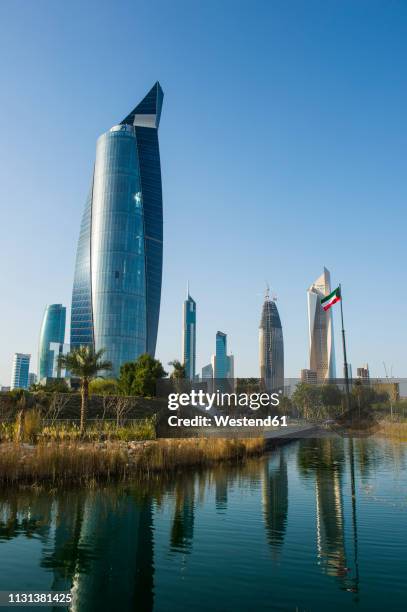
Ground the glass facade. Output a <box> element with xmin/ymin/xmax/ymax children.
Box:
<box><xmin>182</xmin><ymin>292</ymin><xmax>196</xmax><ymax>379</ymax></box>
<box><xmin>70</xmin><ymin>83</ymin><xmax>164</xmax><ymax>376</ymax></box>
<box><xmin>259</xmin><ymin>294</ymin><xmax>284</xmax><ymax>392</ymax></box>
<box><xmin>38</xmin><ymin>304</ymin><xmax>66</xmax><ymax>380</ymax></box>
<box><xmin>11</xmin><ymin>353</ymin><xmax>30</xmax><ymax>390</ymax></box>
<box><xmin>214</xmin><ymin>332</ymin><xmax>228</xmax><ymax>379</ymax></box>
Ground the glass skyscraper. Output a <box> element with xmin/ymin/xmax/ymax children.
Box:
<box><xmin>70</xmin><ymin>83</ymin><xmax>164</xmax><ymax>376</ymax></box>
<box><xmin>182</xmin><ymin>288</ymin><xmax>196</xmax><ymax>379</ymax></box>
<box><xmin>214</xmin><ymin>331</ymin><xmax>228</xmax><ymax>379</ymax></box>
<box><xmin>259</xmin><ymin>290</ymin><xmax>284</xmax><ymax>392</ymax></box>
<box><xmin>38</xmin><ymin>304</ymin><xmax>66</xmax><ymax>380</ymax></box>
<box><xmin>11</xmin><ymin>353</ymin><xmax>30</xmax><ymax>390</ymax></box>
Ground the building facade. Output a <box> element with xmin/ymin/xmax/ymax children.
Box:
<box><xmin>182</xmin><ymin>289</ymin><xmax>196</xmax><ymax>379</ymax></box>
<box><xmin>357</xmin><ymin>364</ymin><xmax>370</xmax><ymax>382</ymax></box>
<box><xmin>28</xmin><ymin>373</ymin><xmax>37</xmax><ymax>388</ymax></box>
<box><xmin>214</xmin><ymin>332</ymin><xmax>228</xmax><ymax>379</ymax></box>
<box><xmin>259</xmin><ymin>291</ymin><xmax>284</xmax><ymax>391</ymax></box>
<box><xmin>11</xmin><ymin>353</ymin><xmax>30</xmax><ymax>390</ymax></box>
<box><xmin>307</xmin><ymin>268</ymin><xmax>336</xmax><ymax>382</ymax></box>
<box><xmin>301</xmin><ymin>369</ymin><xmax>317</xmax><ymax>385</ymax></box>
<box><xmin>38</xmin><ymin>304</ymin><xmax>66</xmax><ymax>380</ymax></box>
<box><xmin>70</xmin><ymin>83</ymin><xmax>164</xmax><ymax>376</ymax></box>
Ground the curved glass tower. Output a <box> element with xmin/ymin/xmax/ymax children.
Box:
<box><xmin>70</xmin><ymin>82</ymin><xmax>164</xmax><ymax>375</ymax></box>
<box><xmin>259</xmin><ymin>290</ymin><xmax>284</xmax><ymax>392</ymax></box>
<box><xmin>38</xmin><ymin>304</ymin><xmax>66</xmax><ymax>380</ymax></box>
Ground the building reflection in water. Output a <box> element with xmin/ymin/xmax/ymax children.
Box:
<box><xmin>299</xmin><ymin>438</ymin><xmax>359</xmax><ymax>594</ymax></box>
<box><xmin>262</xmin><ymin>452</ymin><xmax>288</xmax><ymax>555</ymax></box>
<box><xmin>170</xmin><ymin>475</ymin><xmax>195</xmax><ymax>553</ymax></box>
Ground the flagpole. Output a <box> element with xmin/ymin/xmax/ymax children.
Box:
<box><xmin>339</xmin><ymin>283</ymin><xmax>351</xmax><ymax>410</ymax></box>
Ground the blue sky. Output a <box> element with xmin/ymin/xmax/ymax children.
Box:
<box><xmin>0</xmin><ymin>0</ymin><xmax>406</xmax><ymax>384</ymax></box>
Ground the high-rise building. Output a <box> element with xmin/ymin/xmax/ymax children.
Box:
<box><xmin>11</xmin><ymin>353</ymin><xmax>30</xmax><ymax>390</ymax></box>
<box><xmin>301</xmin><ymin>369</ymin><xmax>317</xmax><ymax>385</ymax></box>
<box><xmin>307</xmin><ymin>268</ymin><xmax>336</xmax><ymax>382</ymax></box>
<box><xmin>49</xmin><ymin>342</ymin><xmax>70</xmax><ymax>378</ymax></box>
<box><xmin>201</xmin><ymin>363</ymin><xmax>213</xmax><ymax>380</ymax></box>
<box><xmin>357</xmin><ymin>364</ymin><xmax>370</xmax><ymax>383</ymax></box>
<box><xmin>259</xmin><ymin>291</ymin><xmax>284</xmax><ymax>392</ymax></box>
<box><xmin>182</xmin><ymin>287</ymin><xmax>196</xmax><ymax>379</ymax></box>
<box><xmin>227</xmin><ymin>355</ymin><xmax>234</xmax><ymax>379</ymax></box>
<box><xmin>214</xmin><ymin>331</ymin><xmax>228</xmax><ymax>379</ymax></box>
<box><xmin>38</xmin><ymin>304</ymin><xmax>66</xmax><ymax>380</ymax></box>
<box><xmin>70</xmin><ymin>82</ymin><xmax>164</xmax><ymax>376</ymax></box>
<box><xmin>28</xmin><ymin>373</ymin><xmax>37</xmax><ymax>388</ymax></box>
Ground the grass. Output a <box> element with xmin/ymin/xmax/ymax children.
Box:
<box><xmin>0</xmin><ymin>412</ymin><xmax>156</xmax><ymax>443</ymax></box>
<box><xmin>0</xmin><ymin>437</ymin><xmax>265</xmax><ymax>486</ymax></box>
<box><xmin>378</xmin><ymin>420</ymin><xmax>407</xmax><ymax>441</ymax></box>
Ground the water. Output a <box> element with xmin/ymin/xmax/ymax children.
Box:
<box><xmin>0</xmin><ymin>436</ymin><xmax>406</xmax><ymax>611</ymax></box>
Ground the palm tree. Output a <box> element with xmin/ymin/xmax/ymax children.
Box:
<box><xmin>168</xmin><ymin>360</ymin><xmax>186</xmax><ymax>380</ymax></box>
<box><xmin>168</xmin><ymin>360</ymin><xmax>186</xmax><ymax>393</ymax></box>
<box><xmin>58</xmin><ymin>346</ymin><xmax>112</xmax><ymax>435</ymax></box>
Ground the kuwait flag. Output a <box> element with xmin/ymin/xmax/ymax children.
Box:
<box><xmin>321</xmin><ymin>286</ymin><xmax>341</xmax><ymax>311</ymax></box>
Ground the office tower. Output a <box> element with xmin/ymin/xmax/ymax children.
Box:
<box><xmin>259</xmin><ymin>290</ymin><xmax>284</xmax><ymax>392</ymax></box>
<box><xmin>49</xmin><ymin>342</ymin><xmax>70</xmax><ymax>378</ymax></box>
<box><xmin>11</xmin><ymin>353</ymin><xmax>30</xmax><ymax>390</ymax></box>
<box><xmin>201</xmin><ymin>363</ymin><xmax>213</xmax><ymax>380</ymax></box>
<box><xmin>70</xmin><ymin>82</ymin><xmax>164</xmax><ymax>376</ymax></box>
<box><xmin>214</xmin><ymin>332</ymin><xmax>228</xmax><ymax>379</ymax></box>
<box><xmin>301</xmin><ymin>369</ymin><xmax>317</xmax><ymax>385</ymax></box>
<box><xmin>357</xmin><ymin>364</ymin><xmax>370</xmax><ymax>382</ymax></box>
<box><xmin>227</xmin><ymin>354</ymin><xmax>234</xmax><ymax>379</ymax></box>
<box><xmin>38</xmin><ymin>304</ymin><xmax>66</xmax><ymax>380</ymax></box>
<box><xmin>182</xmin><ymin>287</ymin><xmax>196</xmax><ymax>379</ymax></box>
<box><xmin>307</xmin><ymin>267</ymin><xmax>336</xmax><ymax>381</ymax></box>
<box><xmin>28</xmin><ymin>373</ymin><xmax>37</xmax><ymax>388</ymax></box>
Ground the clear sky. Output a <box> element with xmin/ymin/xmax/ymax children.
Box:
<box><xmin>0</xmin><ymin>0</ymin><xmax>406</xmax><ymax>385</ymax></box>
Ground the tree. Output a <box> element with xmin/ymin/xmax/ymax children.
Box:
<box><xmin>31</xmin><ymin>379</ymin><xmax>70</xmax><ymax>393</ymax></box>
<box><xmin>58</xmin><ymin>346</ymin><xmax>112</xmax><ymax>435</ymax></box>
<box><xmin>168</xmin><ymin>360</ymin><xmax>187</xmax><ymax>393</ymax></box>
<box><xmin>291</xmin><ymin>383</ymin><xmax>322</xmax><ymax>420</ymax></box>
<box><xmin>117</xmin><ymin>354</ymin><xmax>167</xmax><ymax>397</ymax></box>
<box><xmin>89</xmin><ymin>378</ymin><xmax>118</xmax><ymax>396</ymax></box>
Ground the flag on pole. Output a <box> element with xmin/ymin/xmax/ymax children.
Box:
<box><xmin>321</xmin><ymin>286</ymin><xmax>341</xmax><ymax>311</ymax></box>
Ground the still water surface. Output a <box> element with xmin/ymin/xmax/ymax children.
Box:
<box><xmin>0</xmin><ymin>437</ymin><xmax>406</xmax><ymax>611</ymax></box>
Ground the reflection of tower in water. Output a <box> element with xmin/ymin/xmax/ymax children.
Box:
<box><xmin>315</xmin><ymin>462</ymin><xmax>347</xmax><ymax>578</ymax></box>
<box><xmin>314</xmin><ymin>439</ymin><xmax>359</xmax><ymax>594</ymax></box>
<box><xmin>170</xmin><ymin>476</ymin><xmax>195</xmax><ymax>553</ymax></box>
<box><xmin>43</xmin><ymin>490</ymin><xmax>154</xmax><ymax>612</ymax></box>
<box><xmin>262</xmin><ymin>453</ymin><xmax>288</xmax><ymax>555</ymax></box>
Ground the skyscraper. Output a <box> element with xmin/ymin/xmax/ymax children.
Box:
<box><xmin>214</xmin><ymin>331</ymin><xmax>228</xmax><ymax>379</ymax></box>
<box><xmin>259</xmin><ymin>290</ymin><xmax>284</xmax><ymax>391</ymax></box>
<box><xmin>38</xmin><ymin>304</ymin><xmax>66</xmax><ymax>380</ymax></box>
<box><xmin>70</xmin><ymin>83</ymin><xmax>164</xmax><ymax>375</ymax></box>
<box><xmin>11</xmin><ymin>353</ymin><xmax>30</xmax><ymax>390</ymax></box>
<box><xmin>182</xmin><ymin>287</ymin><xmax>196</xmax><ymax>379</ymax></box>
<box><xmin>307</xmin><ymin>268</ymin><xmax>336</xmax><ymax>381</ymax></box>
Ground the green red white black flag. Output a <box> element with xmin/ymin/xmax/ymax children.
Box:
<box><xmin>321</xmin><ymin>286</ymin><xmax>341</xmax><ymax>311</ymax></box>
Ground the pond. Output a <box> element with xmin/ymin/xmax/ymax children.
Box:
<box><xmin>0</xmin><ymin>436</ymin><xmax>406</xmax><ymax>611</ymax></box>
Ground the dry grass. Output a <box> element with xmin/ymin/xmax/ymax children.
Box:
<box><xmin>378</xmin><ymin>421</ymin><xmax>407</xmax><ymax>441</ymax></box>
<box><xmin>0</xmin><ymin>437</ymin><xmax>265</xmax><ymax>486</ymax></box>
